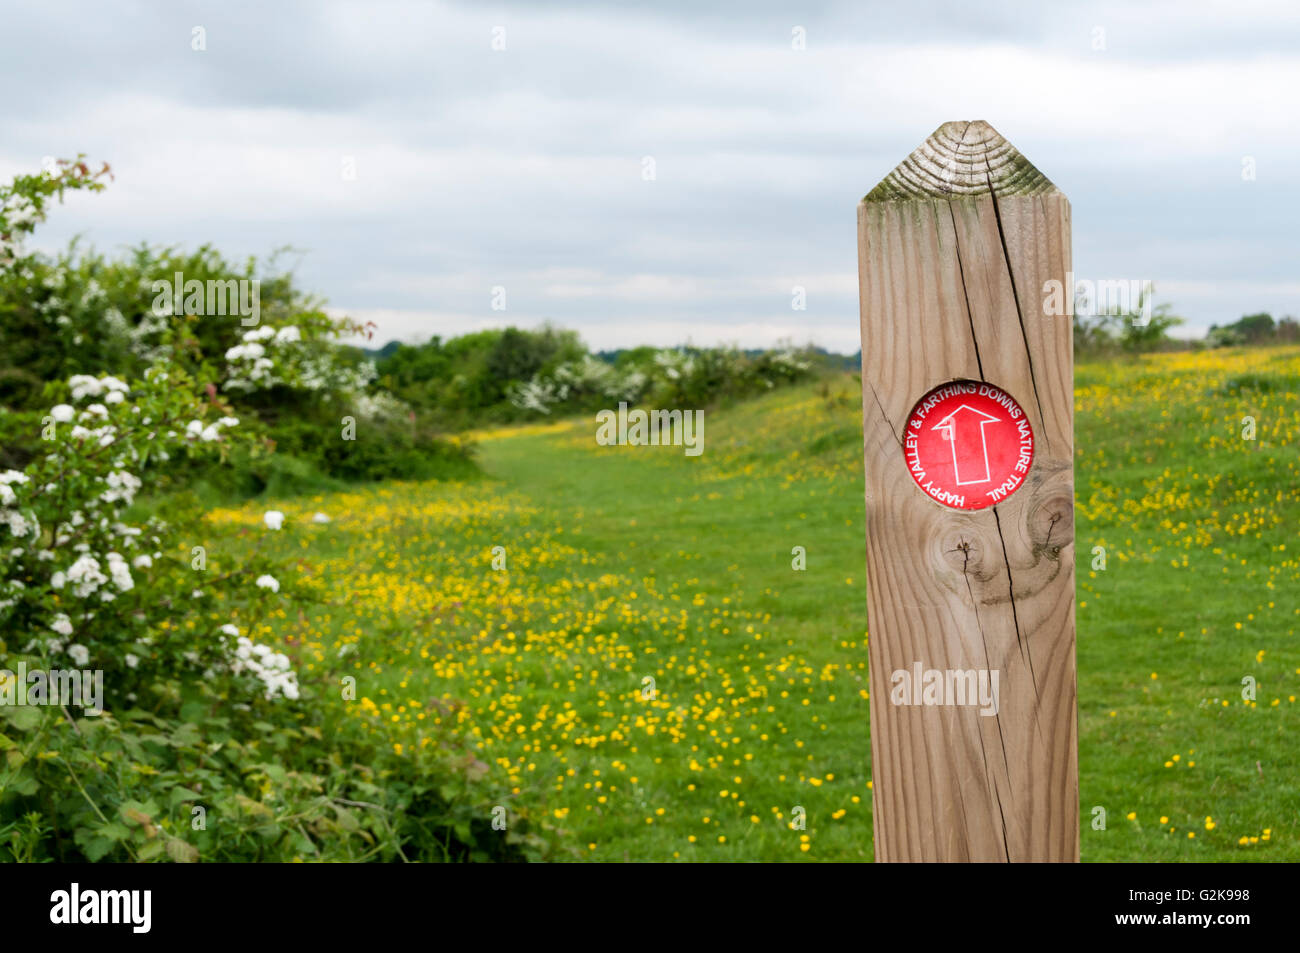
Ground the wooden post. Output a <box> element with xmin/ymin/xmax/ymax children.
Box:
<box><xmin>857</xmin><ymin>121</ymin><xmax>1078</xmax><ymax>862</ymax></box>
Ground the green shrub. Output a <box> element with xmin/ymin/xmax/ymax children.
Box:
<box><xmin>1</xmin><ymin>677</ymin><xmax>551</xmax><ymax>862</ymax></box>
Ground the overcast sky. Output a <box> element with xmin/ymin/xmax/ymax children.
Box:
<box><xmin>2</xmin><ymin>0</ymin><xmax>1297</xmax><ymax>351</ymax></box>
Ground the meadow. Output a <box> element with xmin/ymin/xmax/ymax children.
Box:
<box><xmin>208</xmin><ymin>345</ymin><xmax>1300</xmax><ymax>861</ymax></box>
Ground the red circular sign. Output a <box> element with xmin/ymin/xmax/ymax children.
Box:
<box><xmin>903</xmin><ymin>381</ymin><xmax>1034</xmax><ymax>510</ymax></box>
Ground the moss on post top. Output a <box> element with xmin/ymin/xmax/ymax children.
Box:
<box><xmin>863</xmin><ymin>120</ymin><xmax>1057</xmax><ymax>203</ymax></box>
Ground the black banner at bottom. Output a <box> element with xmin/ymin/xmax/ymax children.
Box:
<box><xmin>6</xmin><ymin>860</ymin><xmax>1289</xmax><ymax>941</ymax></box>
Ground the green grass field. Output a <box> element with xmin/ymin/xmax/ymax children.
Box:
<box><xmin>210</xmin><ymin>345</ymin><xmax>1300</xmax><ymax>861</ymax></box>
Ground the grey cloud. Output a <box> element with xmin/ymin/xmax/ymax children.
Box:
<box><xmin>4</xmin><ymin>0</ymin><xmax>1298</xmax><ymax>350</ymax></box>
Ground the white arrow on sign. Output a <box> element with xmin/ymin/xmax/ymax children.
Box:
<box><xmin>931</xmin><ymin>404</ymin><xmax>1001</xmax><ymax>485</ymax></box>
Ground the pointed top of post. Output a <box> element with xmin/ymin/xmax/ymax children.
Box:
<box><xmin>863</xmin><ymin>120</ymin><xmax>1058</xmax><ymax>203</ymax></box>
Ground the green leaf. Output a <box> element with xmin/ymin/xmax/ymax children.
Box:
<box><xmin>165</xmin><ymin>838</ymin><xmax>199</xmax><ymax>863</ymax></box>
<box><xmin>179</xmin><ymin>701</ymin><xmax>207</xmax><ymax>722</ymax></box>
<box><xmin>119</xmin><ymin>800</ymin><xmax>153</xmax><ymax>828</ymax></box>
<box><xmin>168</xmin><ymin>723</ymin><xmax>201</xmax><ymax>747</ymax></box>
<box><xmin>100</xmin><ymin>822</ymin><xmax>132</xmax><ymax>842</ymax></box>
<box><xmin>6</xmin><ymin>771</ymin><xmax>37</xmax><ymax>796</ymax></box>
<box><xmin>1</xmin><ymin>706</ymin><xmax>41</xmax><ymax>731</ymax></box>
<box><xmin>82</xmin><ymin>836</ymin><xmax>116</xmax><ymax>862</ymax></box>
<box><xmin>290</xmin><ymin>831</ymin><xmax>316</xmax><ymax>855</ymax></box>
<box><xmin>331</xmin><ymin>805</ymin><xmax>360</xmax><ymax>832</ymax></box>
<box><xmin>169</xmin><ymin>786</ymin><xmax>202</xmax><ymax>808</ymax></box>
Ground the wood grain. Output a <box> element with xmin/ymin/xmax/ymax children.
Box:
<box><xmin>858</xmin><ymin>121</ymin><xmax>1078</xmax><ymax>862</ymax></box>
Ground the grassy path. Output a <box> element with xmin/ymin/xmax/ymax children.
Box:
<box><xmin>464</xmin><ymin>386</ymin><xmax>877</xmax><ymax>859</ymax></box>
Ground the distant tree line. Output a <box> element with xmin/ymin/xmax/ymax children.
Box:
<box><xmin>1072</xmin><ymin>286</ymin><xmax>1184</xmax><ymax>356</ymax></box>
<box><xmin>1071</xmin><ymin>285</ymin><xmax>1300</xmax><ymax>356</ymax></box>
<box><xmin>1206</xmin><ymin>312</ymin><xmax>1300</xmax><ymax>348</ymax></box>
<box><xmin>371</xmin><ymin>328</ymin><xmax>823</xmax><ymax>430</ymax></box>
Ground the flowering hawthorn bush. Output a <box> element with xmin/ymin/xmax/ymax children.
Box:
<box><xmin>0</xmin><ymin>351</ymin><xmax>315</xmax><ymax>858</ymax></box>
<box><xmin>224</xmin><ymin>322</ymin><xmax>376</xmax><ymax>398</ymax></box>
<box><xmin>0</xmin><ymin>156</ymin><xmax>111</xmax><ymax>269</ymax></box>
<box><xmin>0</xmin><ymin>160</ymin><xmax>547</xmax><ymax>862</ymax></box>
<box><xmin>506</xmin><ymin>345</ymin><xmax>813</xmax><ymax>416</ymax></box>
<box><xmin>1</xmin><ymin>362</ymin><xmax>293</xmax><ymax>696</ymax></box>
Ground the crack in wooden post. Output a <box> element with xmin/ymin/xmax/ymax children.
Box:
<box><xmin>858</xmin><ymin>120</ymin><xmax>1078</xmax><ymax>862</ymax></box>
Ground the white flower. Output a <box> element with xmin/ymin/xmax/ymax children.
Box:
<box><xmin>0</xmin><ymin>470</ymin><xmax>29</xmax><ymax>485</ymax></box>
<box><xmin>106</xmin><ymin>552</ymin><xmax>134</xmax><ymax>592</ymax></box>
<box><xmin>132</xmin><ymin>554</ymin><xmax>152</xmax><ymax>569</ymax></box>
<box><xmin>263</xmin><ymin>510</ymin><xmax>285</xmax><ymax>530</ymax></box>
<box><xmin>124</xmin><ymin>653</ymin><xmax>139</xmax><ymax>669</ymax></box>
<box><xmin>274</xmin><ymin>325</ymin><xmax>301</xmax><ymax>343</ymax></box>
<box><xmin>50</xmin><ymin>614</ymin><xmax>74</xmax><ymax>637</ymax></box>
<box><xmin>50</xmin><ymin>404</ymin><xmax>75</xmax><ymax>423</ymax></box>
<box><xmin>68</xmin><ymin>374</ymin><xmax>104</xmax><ymax>400</ymax></box>
<box><xmin>311</xmin><ymin>512</ymin><xmax>331</xmax><ymax>524</ymax></box>
<box><xmin>64</xmin><ymin>553</ymin><xmax>102</xmax><ymax>590</ymax></box>
<box><xmin>66</xmin><ymin>555</ymin><xmax>107</xmax><ymax>597</ymax></box>
<box><xmin>220</xmin><ymin>624</ymin><xmax>239</xmax><ymax>637</ymax></box>
<box><xmin>1</xmin><ymin>510</ymin><xmax>33</xmax><ymax>539</ymax></box>
<box><xmin>199</xmin><ymin>425</ymin><xmax>220</xmax><ymax>442</ymax></box>
<box><xmin>67</xmin><ymin>643</ymin><xmax>90</xmax><ymax>666</ymax></box>
<box><xmin>51</xmin><ymin>570</ymin><xmax>66</xmax><ymax>589</ymax></box>
<box><xmin>226</xmin><ymin>341</ymin><xmax>265</xmax><ymax>361</ymax></box>
<box><xmin>255</xmin><ymin>574</ymin><xmax>280</xmax><ymax>593</ymax></box>
<box><xmin>228</xmin><ymin>633</ymin><xmax>299</xmax><ymax>700</ymax></box>
<box><xmin>101</xmin><ymin>470</ymin><xmax>142</xmax><ymax>505</ymax></box>
<box><xmin>104</xmin><ymin>390</ymin><xmax>125</xmax><ymax>405</ymax></box>
<box><xmin>0</xmin><ymin>485</ymin><xmax>14</xmax><ymax>506</ymax></box>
